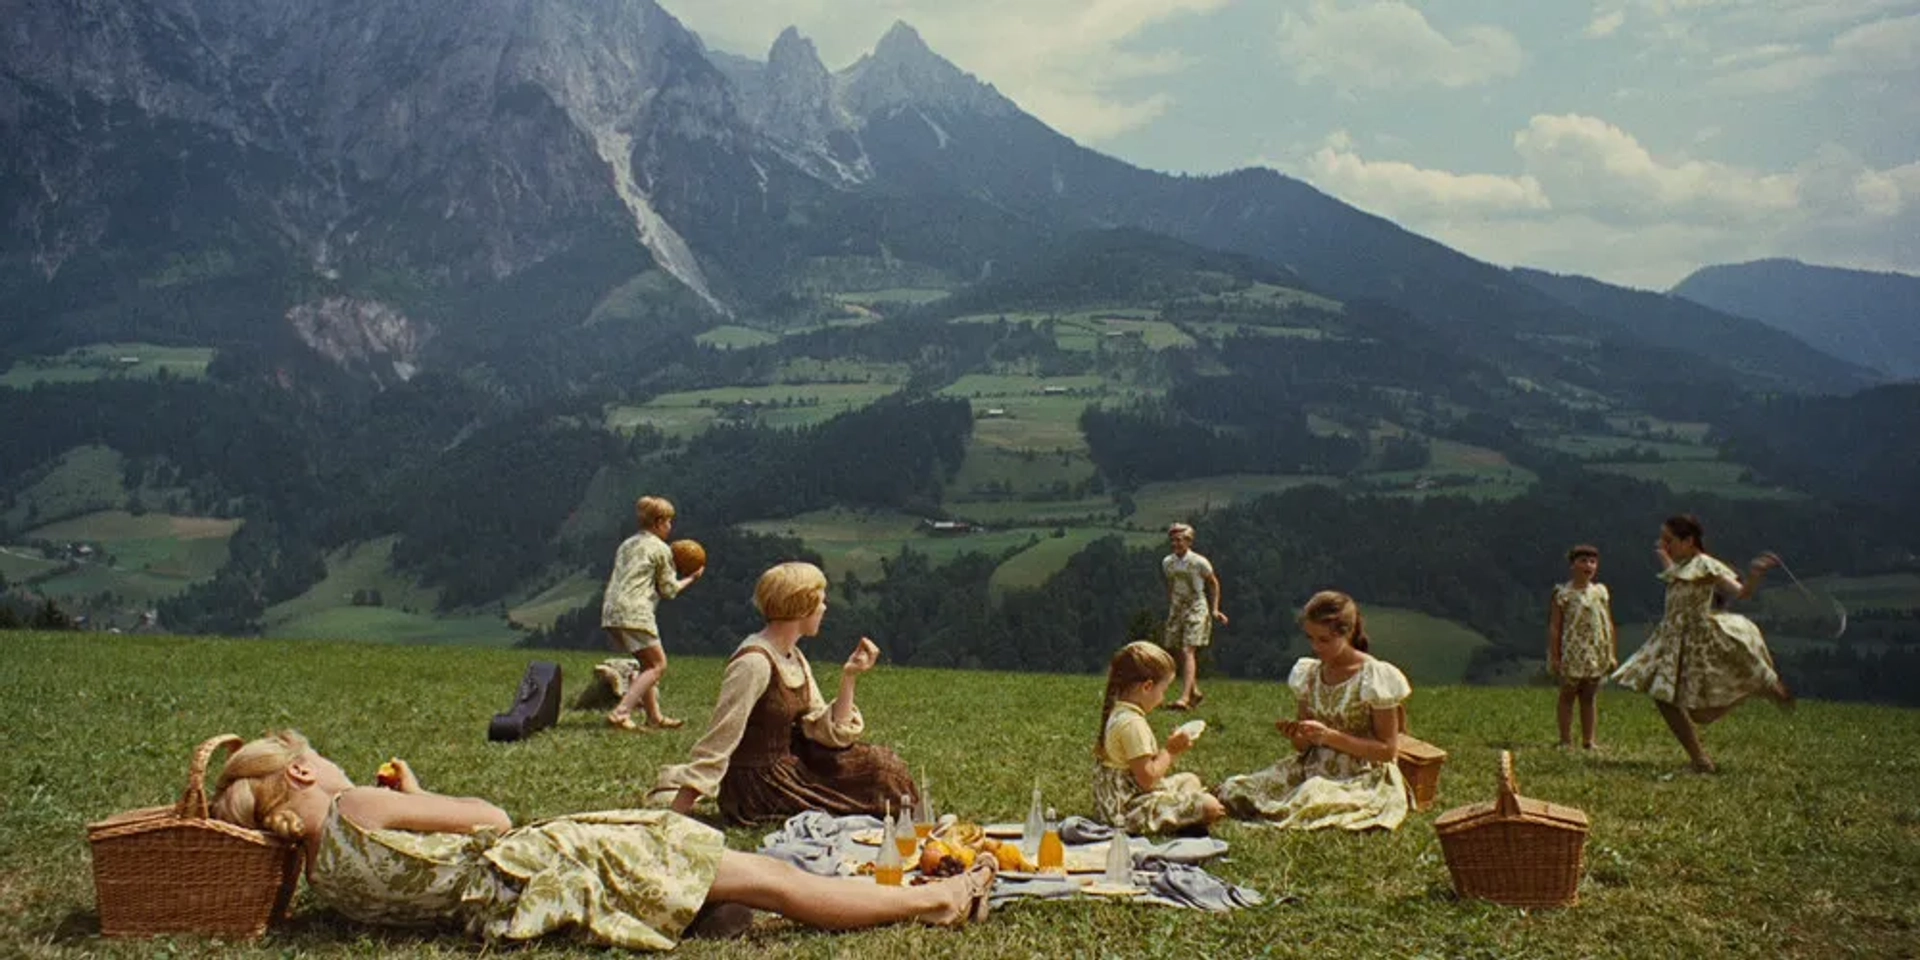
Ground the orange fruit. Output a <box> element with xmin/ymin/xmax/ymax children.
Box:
<box><xmin>994</xmin><ymin>844</ymin><xmax>1025</xmax><ymax>872</ymax></box>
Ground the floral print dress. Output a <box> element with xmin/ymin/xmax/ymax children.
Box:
<box><xmin>1092</xmin><ymin>701</ymin><xmax>1216</xmax><ymax>835</ymax></box>
<box><xmin>307</xmin><ymin>802</ymin><xmax>725</xmax><ymax>951</ymax></box>
<box><xmin>1612</xmin><ymin>554</ymin><xmax>1782</xmax><ymax>710</ymax></box>
<box><xmin>1553</xmin><ymin>582</ymin><xmax>1617</xmax><ymax>681</ymax></box>
<box><xmin>1217</xmin><ymin>657</ymin><xmax>1411</xmax><ymax>831</ymax></box>
<box><xmin>1162</xmin><ymin>551</ymin><xmax>1216</xmax><ymax>649</ymax></box>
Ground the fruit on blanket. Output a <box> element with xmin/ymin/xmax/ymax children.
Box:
<box><xmin>918</xmin><ymin>840</ymin><xmax>951</xmax><ymax>875</ymax></box>
<box><xmin>375</xmin><ymin>759</ymin><xmax>402</xmax><ymax>790</ymax></box>
<box><xmin>994</xmin><ymin>843</ymin><xmax>1032</xmax><ymax>872</ymax></box>
<box><xmin>670</xmin><ymin>539</ymin><xmax>706</xmax><ymax>576</ymax></box>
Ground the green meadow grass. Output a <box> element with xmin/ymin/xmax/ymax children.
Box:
<box><xmin>1</xmin><ymin>633</ymin><xmax>1914</xmax><ymax>958</ymax></box>
<box><xmin>695</xmin><ymin>326</ymin><xmax>782</xmax><ymax>350</ymax></box>
<box><xmin>987</xmin><ymin>528</ymin><xmax>1163</xmax><ymax>600</ymax></box>
<box><xmin>0</xmin><ymin>343</ymin><xmax>214</xmax><ymax>389</ymax></box>
<box><xmin>1585</xmin><ymin>461</ymin><xmax>1800</xmax><ymax>500</ymax></box>
<box><xmin>605</xmin><ymin>384</ymin><xmax>902</xmax><ymax>439</ymax></box>
<box><xmin>3</xmin><ymin>446</ymin><xmax>130</xmax><ymax>530</ymax></box>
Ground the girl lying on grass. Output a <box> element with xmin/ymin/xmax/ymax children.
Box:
<box><xmin>210</xmin><ymin>731</ymin><xmax>994</xmax><ymax>952</ymax></box>
<box><xmin>1216</xmin><ymin>591</ymin><xmax>1412</xmax><ymax>831</ymax></box>
<box><xmin>1092</xmin><ymin>641</ymin><xmax>1227</xmax><ymax>835</ymax></box>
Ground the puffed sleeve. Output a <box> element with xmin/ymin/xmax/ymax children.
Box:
<box><xmin>1105</xmin><ymin>711</ymin><xmax>1158</xmax><ymax>763</ymax></box>
<box><xmin>797</xmin><ymin>656</ymin><xmax>866</xmax><ymax>748</ymax></box>
<box><xmin>1195</xmin><ymin>554</ymin><xmax>1216</xmax><ymax>579</ymax></box>
<box><xmin>647</xmin><ymin>653</ymin><xmax>771</xmax><ymax>803</ymax></box>
<box><xmin>1287</xmin><ymin>657</ymin><xmax>1319</xmax><ymax>697</ymax></box>
<box><xmin>1359</xmin><ymin>660</ymin><xmax>1413</xmax><ymax>710</ymax></box>
<box><xmin>1662</xmin><ymin>555</ymin><xmax>1729</xmax><ymax>584</ymax></box>
<box><xmin>651</xmin><ymin>539</ymin><xmax>681</xmax><ymax>600</ymax></box>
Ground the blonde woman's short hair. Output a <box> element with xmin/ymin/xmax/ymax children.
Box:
<box><xmin>637</xmin><ymin>496</ymin><xmax>676</xmax><ymax>527</ymax></box>
<box><xmin>755</xmin><ymin>562</ymin><xmax>828</xmax><ymax>621</ymax></box>
<box><xmin>1168</xmin><ymin>522</ymin><xmax>1195</xmax><ymax>539</ymax></box>
<box><xmin>209</xmin><ymin>730</ymin><xmax>311</xmax><ymax>842</ymax></box>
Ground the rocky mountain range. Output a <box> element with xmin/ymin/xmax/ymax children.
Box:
<box><xmin>0</xmin><ymin>0</ymin><xmax>1875</xmax><ymax>396</ymax></box>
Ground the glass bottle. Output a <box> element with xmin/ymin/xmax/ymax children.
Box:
<box><xmin>876</xmin><ymin>801</ymin><xmax>904</xmax><ymax>886</ymax></box>
<box><xmin>1022</xmin><ymin>783</ymin><xmax>1046</xmax><ymax>860</ymax></box>
<box><xmin>1039</xmin><ymin>806</ymin><xmax>1065</xmax><ymax>872</ymax></box>
<box><xmin>914</xmin><ymin>777</ymin><xmax>935</xmax><ymax>840</ymax></box>
<box><xmin>894</xmin><ymin>796</ymin><xmax>919</xmax><ymax>860</ymax></box>
<box><xmin>1104</xmin><ymin>827</ymin><xmax>1132</xmax><ymax>886</ymax></box>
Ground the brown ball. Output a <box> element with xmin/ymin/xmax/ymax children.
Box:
<box><xmin>670</xmin><ymin>539</ymin><xmax>706</xmax><ymax>576</ymax></box>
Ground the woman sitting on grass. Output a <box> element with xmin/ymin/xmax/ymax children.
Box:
<box><xmin>209</xmin><ymin>732</ymin><xmax>994</xmax><ymax>952</ymax></box>
<box><xmin>1216</xmin><ymin>591</ymin><xmax>1412</xmax><ymax>831</ymax></box>
<box><xmin>650</xmin><ymin>561</ymin><xmax>918</xmax><ymax>824</ymax></box>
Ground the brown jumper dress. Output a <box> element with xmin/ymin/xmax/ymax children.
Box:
<box><xmin>716</xmin><ymin>647</ymin><xmax>918</xmax><ymax>825</ymax></box>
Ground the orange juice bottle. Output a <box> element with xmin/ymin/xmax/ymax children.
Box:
<box><xmin>1038</xmin><ymin>807</ymin><xmax>1065</xmax><ymax>872</ymax></box>
<box><xmin>914</xmin><ymin>778</ymin><xmax>935</xmax><ymax>840</ymax></box>
<box><xmin>895</xmin><ymin>796</ymin><xmax>919</xmax><ymax>858</ymax></box>
<box><xmin>877</xmin><ymin>802</ymin><xmax>905</xmax><ymax>886</ymax></box>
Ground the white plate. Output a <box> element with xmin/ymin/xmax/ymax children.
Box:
<box><xmin>1173</xmin><ymin>719</ymin><xmax>1207</xmax><ymax>741</ymax></box>
<box><xmin>996</xmin><ymin>869</ymin><xmax>1074</xmax><ymax>882</ymax></box>
<box><xmin>982</xmin><ymin>823</ymin><xmax>1024</xmax><ymax>838</ymax></box>
<box><xmin>1082</xmin><ymin>882</ymin><xmax>1145</xmax><ymax>897</ymax></box>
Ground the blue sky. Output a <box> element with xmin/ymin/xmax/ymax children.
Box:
<box><xmin>668</xmin><ymin>0</ymin><xmax>1919</xmax><ymax>290</ymax></box>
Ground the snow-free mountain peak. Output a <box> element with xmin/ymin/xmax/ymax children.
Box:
<box><xmin>837</xmin><ymin>20</ymin><xmax>1014</xmax><ymax>121</ymax></box>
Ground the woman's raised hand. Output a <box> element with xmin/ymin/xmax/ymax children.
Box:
<box><xmin>1750</xmin><ymin>551</ymin><xmax>1781</xmax><ymax>575</ymax></box>
<box><xmin>844</xmin><ymin>636</ymin><xmax>881</xmax><ymax>676</ymax></box>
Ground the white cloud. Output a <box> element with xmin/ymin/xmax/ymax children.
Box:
<box><xmin>1277</xmin><ymin>115</ymin><xmax>1920</xmax><ymax>287</ymax></box>
<box><xmin>1275</xmin><ymin>1</ymin><xmax>1524</xmax><ymax>92</ymax></box>
<box><xmin>659</xmin><ymin>0</ymin><xmax>1233</xmax><ymax>143</ymax></box>
<box><xmin>1296</xmin><ymin>132</ymin><xmax>1550</xmax><ymax>220</ymax></box>
<box><xmin>1584</xmin><ymin>10</ymin><xmax>1626</xmax><ymax>38</ymax></box>
<box><xmin>1513</xmin><ymin>114</ymin><xmax>1798</xmax><ymax>224</ymax></box>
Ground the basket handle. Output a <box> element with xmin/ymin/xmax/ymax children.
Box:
<box><xmin>1494</xmin><ymin>750</ymin><xmax>1522</xmax><ymax>817</ymax></box>
<box><xmin>178</xmin><ymin>734</ymin><xmax>246</xmax><ymax>820</ymax></box>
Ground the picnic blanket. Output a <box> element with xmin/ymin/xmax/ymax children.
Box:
<box><xmin>757</xmin><ymin>812</ymin><xmax>1265</xmax><ymax>912</ymax></box>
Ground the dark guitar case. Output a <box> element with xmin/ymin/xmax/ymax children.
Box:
<box><xmin>487</xmin><ymin>661</ymin><xmax>563</xmax><ymax>742</ymax></box>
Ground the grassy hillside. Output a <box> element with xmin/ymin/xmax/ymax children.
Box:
<box><xmin>1</xmin><ymin>633</ymin><xmax>1914</xmax><ymax>958</ymax></box>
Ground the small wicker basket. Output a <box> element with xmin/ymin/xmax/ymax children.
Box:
<box><xmin>88</xmin><ymin>734</ymin><xmax>303</xmax><ymax>939</ymax></box>
<box><xmin>1395</xmin><ymin>734</ymin><xmax>1448</xmax><ymax>811</ymax></box>
<box><xmin>1433</xmin><ymin>751</ymin><xmax>1589</xmax><ymax>908</ymax></box>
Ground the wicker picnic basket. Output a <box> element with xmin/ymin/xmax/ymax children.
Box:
<box><xmin>87</xmin><ymin>734</ymin><xmax>303</xmax><ymax>939</ymax></box>
<box><xmin>1395</xmin><ymin>734</ymin><xmax>1448</xmax><ymax>811</ymax></box>
<box><xmin>1393</xmin><ymin>705</ymin><xmax>1447</xmax><ymax>811</ymax></box>
<box><xmin>1433</xmin><ymin>751</ymin><xmax>1589</xmax><ymax>908</ymax></box>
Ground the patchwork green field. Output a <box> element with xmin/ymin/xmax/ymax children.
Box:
<box><xmin>1127</xmin><ymin>475</ymin><xmax>1337</xmax><ymax>528</ymax></box>
<box><xmin>987</xmin><ymin>528</ymin><xmax>1163</xmax><ymax>601</ymax></box>
<box><xmin>0</xmin><ymin>343</ymin><xmax>215</xmax><ymax>389</ymax></box>
<box><xmin>695</xmin><ymin>325</ymin><xmax>782</xmax><ymax>349</ymax></box>
<box><xmin>738</xmin><ymin>509</ymin><xmax>1036</xmax><ymax>584</ymax></box>
<box><xmin>1543</xmin><ymin>434</ymin><xmax>1720</xmax><ymax>461</ymax></box>
<box><xmin>9</xmin><ymin>510</ymin><xmax>242</xmax><ymax>608</ymax></box>
<box><xmin>3</xmin><ymin>446</ymin><xmax>132</xmax><ymax>530</ymax></box>
<box><xmin>262</xmin><ymin>606</ymin><xmax>521</xmax><ymax>646</ymax></box>
<box><xmin>1585</xmin><ymin>460</ymin><xmax>1801</xmax><ymax>500</ymax></box>
<box><xmin>605</xmin><ymin>383</ymin><xmax>903</xmax><ymax>438</ymax></box>
<box><xmin>507</xmin><ymin>572</ymin><xmax>602</xmax><ymax>631</ymax></box>
<box><xmin>1</xmin><ymin>633</ymin><xmax>1913</xmax><ymax>959</ymax></box>
<box><xmin>264</xmin><ymin>537</ymin><xmax>448</xmax><ymax>632</ymax></box>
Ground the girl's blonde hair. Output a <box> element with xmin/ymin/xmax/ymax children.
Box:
<box><xmin>1167</xmin><ymin>522</ymin><xmax>1195</xmax><ymax>540</ymax></box>
<box><xmin>208</xmin><ymin>730</ymin><xmax>312</xmax><ymax>842</ymax></box>
<box><xmin>636</xmin><ymin>496</ymin><xmax>676</xmax><ymax>528</ymax></box>
<box><xmin>1095</xmin><ymin>641</ymin><xmax>1176</xmax><ymax>761</ymax></box>
<box><xmin>755</xmin><ymin>561</ymin><xmax>828</xmax><ymax>621</ymax></box>
<box><xmin>1300</xmin><ymin>590</ymin><xmax>1370</xmax><ymax>653</ymax></box>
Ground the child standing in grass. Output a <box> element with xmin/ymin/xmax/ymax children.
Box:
<box><xmin>1162</xmin><ymin>523</ymin><xmax>1228</xmax><ymax>711</ymax></box>
<box><xmin>1092</xmin><ymin>641</ymin><xmax>1227</xmax><ymax>835</ymax></box>
<box><xmin>601</xmin><ymin>496</ymin><xmax>702</xmax><ymax>731</ymax></box>
<box><xmin>1549</xmin><ymin>544</ymin><xmax>1617</xmax><ymax>750</ymax></box>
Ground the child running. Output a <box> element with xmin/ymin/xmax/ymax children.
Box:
<box><xmin>1161</xmin><ymin>523</ymin><xmax>1228</xmax><ymax>711</ymax></box>
<box><xmin>1549</xmin><ymin>544</ymin><xmax>1618</xmax><ymax>750</ymax></box>
<box><xmin>1611</xmin><ymin>514</ymin><xmax>1793</xmax><ymax>773</ymax></box>
<box><xmin>1091</xmin><ymin>641</ymin><xmax>1227</xmax><ymax>835</ymax></box>
<box><xmin>600</xmin><ymin>496</ymin><xmax>703</xmax><ymax>731</ymax></box>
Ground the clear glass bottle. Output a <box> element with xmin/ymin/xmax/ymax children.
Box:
<box><xmin>914</xmin><ymin>777</ymin><xmax>935</xmax><ymax>840</ymax></box>
<box><xmin>1022</xmin><ymin>783</ymin><xmax>1046</xmax><ymax>860</ymax></box>
<box><xmin>1104</xmin><ymin>827</ymin><xmax>1132</xmax><ymax>886</ymax></box>
<box><xmin>895</xmin><ymin>795</ymin><xmax>919</xmax><ymax>860</ymax></box>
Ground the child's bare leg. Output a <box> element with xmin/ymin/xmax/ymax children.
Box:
<box><xmin>628</xmin><ymin>645</ymin><xmax>680</xmax><ymax>727</ymax></box>
<box><xmin>610</xmin><ymin>640</ymin><xmax>662</xmax><ymax>724</ymax></box>
<box><xmin>705</xmin><ymin>851</ymin><xmax>964</xmax><ymax>929</ymax></box>
<box><xmin>1556</xmin><ymin>684</ymin><xmax>1576</xmax><ymax>747</ymax></box>
<box><xmin>1173</xmin><ymin>646</ymin><xmax>1198</xmax><ymax>707</ymax></box>
<box><xmin>1578</xmin><ymin>680</ymin><xmax>1600</xmax><ymax>748</ymax></box>
<box><xmin>1655</xmin><ymin>700</ymin><xmax>1713</xmax><ymax>771</ymax></box>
